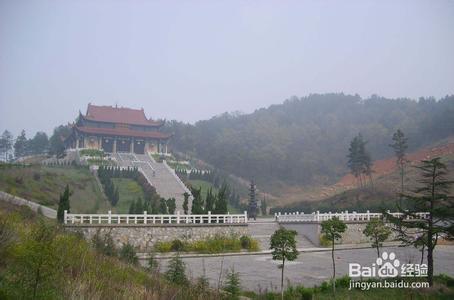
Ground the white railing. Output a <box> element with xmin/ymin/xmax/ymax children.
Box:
<box><xmin>64</xmin><ymin>210</ymin><xmax>248</xmax><ymax>225</ymax></box>
<box><xmin>275</xmin><ymin>210</ymin><xmax>430</xmax><ymax>223</ymax></box>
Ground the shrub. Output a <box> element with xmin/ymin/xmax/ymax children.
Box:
<box><xmin>165</xmin><ymin>254</ymin><xmax>188</xmax><ymax>285</ymax></box>
<box><xmin>147</xmin><ymin>252</ymin><xmax>159</xmax><ymax>272</ymax></box>
<box><xmin>155</xmin><ymin>241</ymin><xmax>172</xmax><ymax>252</ymax></box>
<box><xmin>171</xmin><ymin>239</ymin><xmax>186</xmax><ymax>252</ymax></box>
<box><xmin>240</xmin><ymin>235</ymin><xmax>252</xmax><ymax>249</ymax></box>
<box><xmin>223</xmin><ymin>267</ymin><xmax>241</xmax><ymax>299</ymax></box>
<box><xmin>120</xmin><ymin>243</ymin><xmax>138</xmax><ymax>265</ymax></box>
<box><xmin>32</xmin><ymin>172</ymin><xmax>41</xmax><ymax>181</ymax></box>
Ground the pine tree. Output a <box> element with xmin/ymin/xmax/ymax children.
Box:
<box><xmin>159</xmin><ymin>198</ymin><xmax>168</xmax><ymax>214</ymax></box>
<box><xmin>205</xmin><ymin>187</ymin><xmax>215</xmax><ymax>212</ymax></box>
<box><xmin>261</xmin><ymin>196</ymin><xmax>267</xmax><ymax>216</ymax></box>
<box><xmin>14</xmin><ymin>130</ymin><xmax>28</xmax><ymax>158</ymax></box>
<box><xmin>387</xmin><ymin>158</ymin><xmax>454</xmax><ymax>287</ymax></box>
<box><xmin>248</xmin><ymin>181</ymin><xmax>257</xmax><ymax>220</ymax></box>
<box><xmin>390</xmin><ymin>129</ymin><xmax>409</xmax><ymax>205</ymax></box>
<box><xmin>167</xmin><ymin>198</ymin><xmax>176</xmax><ymax>214</ymax></box>
<box><xmin>223</xmin><ymin>267</ymin><xmax>241</xmax><ymax>299</ymax></box>
<box><xmin>183</xmin><ymin>192</ymin><xmax>190</xmax><ymax>215</ymax></box>
<box><xmin>191</xmin><ymin>187</ymin><xmax>204</xmax><ymax>214</ymax></box>
<box><xmin>165</xmin><ymin>254</ymin><xmax>188</xmax><ymax>285</ymax></box>
<box><xmin>128</xmin><ymin>200</ymin><xmax>136</xmax><ymax>214</ymax></box>
<box><xmin>347</xmin><ymin>135</ymin><xmax>362</xmax><ymax>187</ymax></box>
<box><xmin>57</xmin><ymin>185</ymin><xmax>71</xmax><ymax>223</ymax></box>
<box><xmin>214</xmin><ymin>184</ymin><xmax>228</xmax><ymax>214</ymax></box>
<box><xmin>135</xmin><ymin>197</ymin><xmax>143</xmax><ymax>213</ymax></box>
<box><xmin>0</xmin><ymin>130</ymin><xmax>13</xmax><ymax>161</ymax></box>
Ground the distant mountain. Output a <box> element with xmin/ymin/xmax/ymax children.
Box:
<box><xmin>164</xmin><ymin>93</ymin><xmax>454</xmax><ymax>191</ymax></box>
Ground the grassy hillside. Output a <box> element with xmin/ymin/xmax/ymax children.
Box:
<box><xmin>272</xmin><ymin>153</ymin><xmax>454</xmax><ymax>213</ymax></box>
<box><xmin>0</xmin><ymin>201</ymin><xmax>221</xmax><ymax>299</ymax></box>
<box><xmin>112</xmin><ymin>178</ymin><xmax>146</xmax><ymax>213</ymax></box>
<box><xmin>0</xmin><ymin>164</ymin><xmax>110</xmax><ymax>213</ymax></box>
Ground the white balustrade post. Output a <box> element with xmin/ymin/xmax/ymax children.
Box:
<box><xmin>144</xmin><ymin>211</ymin><xmax>147</xmax><ymax>224</ymax></box>
<box><xmin>177</xmin><ymin>211</ymin><xmax>180</xmax><ymax>224</ymax></box>
<box><xmin>316</xmin><ymin>210</ymin><xmax>320</xmax><ymax>222</ymax></box>
<box><xmin>208</xmin><ymin>211</ymin><xmax>212</xmax><ymax>223</ymax></box>
<box><xmin>244</xmin><ymin>211</ymin><xmax>248</xmax><ymax>223</ymax></box>
<box><xmin>108</xmin><ymin>210</ymin><xmax>112</xmax><ymax>224</ymax></box>
<box><xmin>367</xmin><ymin>210</ymin><xmax>370</xmax><ymax>221</ymax></box>
<box><xmin>346</xmin><ymin>210</ymin><xmax>349</xmax><ymax>221</ymax></box>
<box><xmin>64</xmin><ymin>210</ymin><xmax>67</xmax><ymax>224</ymax></box>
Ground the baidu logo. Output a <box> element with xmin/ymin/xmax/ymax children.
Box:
<box><xmin>349</xmin><ymin>251</ymin><xmax>427</xmax><ymax>278</ymax></box>
<box><xmin>376</xmin><ymin>252</ymin><xmax>400</xmax><ymax>277</ymax></box>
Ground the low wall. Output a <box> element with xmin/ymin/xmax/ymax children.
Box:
<box><xmin>65</xmin><ymin>223</ymin><xmax>248</xmax><ymax>252</ymax></box>
<box><xmin>281</xmin><ymin>221</ymin><xmax>399</xmax><ymax>246</ymax></box>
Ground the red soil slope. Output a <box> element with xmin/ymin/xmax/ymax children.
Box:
<box><xmin>337</xmin><ymin>139</ymin><xmax>454</xmax><ymax>188</ymax></box>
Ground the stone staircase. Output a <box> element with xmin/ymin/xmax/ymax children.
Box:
<box><xmin>248</xmin><ymin>219</ymin><xmax>316</xmax><ymax>249</ymax></box>
<box><xmin>113</xmin><ymin>152</ymin><xmax>191</xmax><ymax>211</ymax></box>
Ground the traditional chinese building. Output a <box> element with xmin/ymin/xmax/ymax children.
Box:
<box><xmin>65</xmin><ymin>104</ymin><xmax>171</xmax><ymax>154</ymax></box>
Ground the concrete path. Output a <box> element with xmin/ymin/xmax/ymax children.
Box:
<box><xmin>145</xmin><ymin>245</ymin><xmax>454</xmax><ymax>292</ymax></box>
<box><xmin>0</xmin><ymin>190</ymin><xmax>57</xmax><ymax>218</ymax></box>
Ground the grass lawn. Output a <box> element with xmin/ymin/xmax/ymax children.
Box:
<box><xmin>111</xmin><ymin>178</ymin><xmax>145</xmax><ymax>213</ymax></box>
<box><xmin>0</xmin><ymin>164</ymin><xmax>110</xmax><ymax>213</ymax></box>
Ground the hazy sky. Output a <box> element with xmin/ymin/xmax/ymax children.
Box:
<box><xmin>1</xmin><ymin>0</ymin><xmax>453</xmax><ymax>137</ymax></box>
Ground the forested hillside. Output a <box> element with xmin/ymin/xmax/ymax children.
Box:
<box><xmin>164</xmin><ymin>94</ymin><xmax>454</xmax><ymax>190</ymax></box>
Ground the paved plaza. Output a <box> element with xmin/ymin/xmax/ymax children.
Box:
<box><xmin>145</xmin><ymin>245</ymin><xmax>454</xmax><ymax>292</ymax></box>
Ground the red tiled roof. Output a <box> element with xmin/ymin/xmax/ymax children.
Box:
<box><xmin>75</xmin><ymin>126</ymin><xmax>171</xmax><ymax>139</ymax></box>
<box><xmin>84</xmin><ymin>104</ymin><xmax>163</xmax><ymax>126</ymax></box>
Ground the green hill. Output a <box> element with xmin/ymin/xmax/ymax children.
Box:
<box><xmin>0</xmin><ymin>164</ymin><xmax>110</xmax><ymax>213</ymax></box>
<box><xmin>165</xmin><ymin>94</ymin><xmax>454</xmax><ymax>192</ymax></box>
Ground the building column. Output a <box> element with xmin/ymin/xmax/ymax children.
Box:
<box><xmin>113</xmin><ymin>138</ymin><xmax>117</xmax><ymax>153</ymax></box>
<box><xmin>165</xmin><ymin>143</ymin><xmax>168</xmax><ymax>154</ymax></box>
<box><xmin>144</xmin><ymin>141</ymin><xmax>149</xmax><ymax>154</ymax></box>
<box><xmin>76</xmin><ymin>138</ymin><xmax>79</xmax><ymax>149</ymax></box>
<box><xmin>130</xmin><ymin>138</ymin><xmax>134</xmax><ymax>153</ymax></box>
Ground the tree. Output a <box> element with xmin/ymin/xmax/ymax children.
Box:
<box><xmin>270</xmin><ymin>228</ymin><xmax>298</xmax><ymax>300</ymax></box>
<box><xmin>387</xmin><ymin>158</ymin><xmax>454</xmax><ymax>287</ymax></box>
<box><xmin>248</xmin><ymin>180</ymin><xmax>257</xmax><ymax>220</ymax></box>
<box><xmin>49</xmin><ymin>125</ymin><xmax>71</xmax><ymax>158</ymax></box>
<box><xmin>223</xmin><ymin>267</ymin><xmax>241</xmax><ymax>300</ymax></box>
<box><xmin>214</xmin><ymin>183</ymin><xmax>228</xmax><ymax>214</ymax></box>
<box><xmin>147</xmin><ymin>252</ymin><xmax>159</xmax><ymax>272</ymax></box>
<box><xmin>8</xmin><ymin>221</ymin><xmax>58</xmax><ymax>298</ymax></box>
<box><xmin>165</xmin><ymin>254</ymin><xmax>188</xmax><ymax>285</ymax></box>
<box><xmin>167</xmin><ymin>198</ymin><xmax>176</xmax><ymax>214</ymax></box>
<box><xmin>261</xmin><ymin>196</ymin><xmax>267</xmax><ymax>216</ymax></box>
<box><xmin>390</xmin><ymin>129</ymin><xmax>409</xmax><ymax>205</ymax></box>
<box><xmin>347</xmin><ymin>135</ymin><xmax>362</xmax><ymax>187</ymax></box>
<box><xmin>159</xmin><ymin>198</ymin><xmax>168</xmax><ymax>214</ymax></box>
<box><xmin>29</xmin><ymin>132</ymin><xmax>49</xmax><ymax>155</ymax></box>
<box><xmin>320</xmin><ymin>217</ymin><xmax>347</xmax><ymax>294</ymax></box>
<box><xmin>0</xmin><ymin>130</ymin><xmax>13</xmax><ymax>161</ymax></box>
<box><xmin>205</xmin><ymin>187</ymin><xmax>215</xmax><ymax>212</ymax></box>
<box><xmin>347</xmin><ymin>133</ymin><xmax>373</xmax><ymax>188</ymax></box>
<box><xmin>128</xmin><ymin>200</ymin><xmax>136</xmax><ymax>214</ymax></box>
<box><xmin>119</xmin><ymin>243</ymin><xmax>138</xmax><ymax>265</ymax></box>
<box><xmin>57</xmin><ymin>185</ymin><xmax>71</xmax><ymax>223</ymax></box>
<box><xmin>183</xmin><ymin>192</ymin><xmax>190</xmax><ymax>214</ymax></box>
<box><xmin>14</xmin><ymin>129</ymin><xmax>28</xmax><ymax>158</ymax></box>
<box><xmin>363</xmin><ymin>218</ymin><xmax>392</xmax><ymax>259</ymax></box>
<box><xmin>191</xmin><ymin>187</ymin><xmax>204</xmax><ymax>214</ymax></box>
